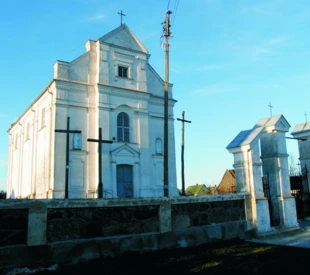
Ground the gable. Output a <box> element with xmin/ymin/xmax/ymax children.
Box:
<box><xmin>99</xmin><ymin>24</ymin><xmax>148</xmax><ymax>53</ymax></box>
<box><xmin>217</xmin><ymin>169</ymin><xmax>236</xmax><ymax>193</ymax></box>
<box><xmin>111</xmin><ymin>144</ymin><xmax>139</xmax><ymax>156</ymax></box>
<box><xmin>256</xmin><ymin>114</ymin><xmax>290</xmax><ymax>132</ymax></box>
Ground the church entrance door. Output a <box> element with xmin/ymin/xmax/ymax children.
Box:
<box><xmin>117</xmin><ymin>165</ymin><xmax>133</xmax><ymax>198</ymax></box>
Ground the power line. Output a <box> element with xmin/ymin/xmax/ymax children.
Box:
<box><xmin>167</xmin><ymin>0</ymin><xmax>171</xmax><ymax>10</ymax></box>
<box><xmin>171</xmin><ymin>0</ymin><xmax>179</xmax><ymax>28</ymax></box>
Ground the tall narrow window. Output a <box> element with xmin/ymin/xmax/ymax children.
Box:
<box><xmin>155</xmin><ymin>138</ymin><xmax>162</xmax><ymax>154</ymax></box>
<box><xmin>117</xmin><ymin>112</ymin><xmax>129</xmax><ymax>142</ymax></box>
<box><xmin>72</xmin><ymin>133</ymin><xmax>82</xmax><ymax>150</ymax></box>
<box><xmin>26</xmin><ymin>123</ymin><xmax>30</xmax><ymax>140</ymax></box>
<box><xmin>118</xmin><ymin>66</ymin><xmax>128</xmax><ymax>78</ymax></box>
<box><xmin>41</xmin><ymin>108</ymin><xmax>46</xmax><ymax>128</ymax></box>
<box><xmin>15</xmin><ymin>134</ymin><xmax>18</xmax><ymax>149</ymax></box>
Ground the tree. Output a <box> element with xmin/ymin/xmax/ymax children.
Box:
<box><xmin>0</xmin><ymin>190</ymin><xmax>6</xmax><ymax>199</ymax></box>
<box><xmin>288</xmin><ymin>154</ymin><xmax>300</xmax><ymax>176</ymax></box>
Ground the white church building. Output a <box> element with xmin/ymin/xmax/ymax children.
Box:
<box><xmin>6</xmin><ymin>24</ymin><xmax>179</xmax><ymax>199</ymax></box>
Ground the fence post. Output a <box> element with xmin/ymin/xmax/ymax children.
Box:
<box><xmin>27</xmin><ymin>202</ymin><xmax>47</xmax><ymax>246</ymax></box>
<box><xmin>159</xmin><ymin>199</ymin><xmax>172</xmax><ymax>233</ymax></box>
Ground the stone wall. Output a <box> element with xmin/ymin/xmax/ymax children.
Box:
<box><xmin>0</xmin><ymin>193</ymin><xmax>250</xmax><ymax>271</ymax></box>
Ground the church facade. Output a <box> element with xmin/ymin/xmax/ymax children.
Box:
<box><xmin>6</xmin><ymin>24</ymin><xmax>179</xmax><ymax>199</ymax></box>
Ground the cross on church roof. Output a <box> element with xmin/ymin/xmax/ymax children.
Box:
<box><xmin>118</xmin><ymin>10</ymin><xmax>125</xmax><ymax>25</ymax></box>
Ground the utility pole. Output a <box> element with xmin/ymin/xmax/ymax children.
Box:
<box><xmin>163</xmin><ymin>10</ymin><xmax>172</xmax><ymax>197</ymax></box>
<box><xmin>177</xmin><ymin>111</ymin><xmax>191</xmax><ymax>196</ymax></box>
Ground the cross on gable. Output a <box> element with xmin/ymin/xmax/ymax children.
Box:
<box><xmin>118</xmin><ymin>10</ymin><xmax>125</xmax><ymax>25</ymax></box>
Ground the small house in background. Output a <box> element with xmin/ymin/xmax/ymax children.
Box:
<box><xmin>217</xmin><ymin>169</ymin><xmax>236</xmax><ymax>194</ymax></box>
<box><xmin>186</xmin><ymin>184</ymin><xmax>208</xmax><ymax>196</ymax></box>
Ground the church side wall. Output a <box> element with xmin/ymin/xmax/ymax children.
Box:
<box><xmin>6</xmin><ymin>89</ymin><xmax>54</xmax><ymax>199</ymax></box>
<box><xmin>34</xmin><ymin>92</ymin><xmax>53</xmax><ymax>198</ymax></box>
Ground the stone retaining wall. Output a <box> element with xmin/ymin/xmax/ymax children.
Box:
<box><xmin>0</xmin><ymin>193</ymin><xmax>251</xmax><ymax>271</ymax></box>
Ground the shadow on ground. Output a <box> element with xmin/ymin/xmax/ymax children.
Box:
<box><xmin>8</xmin><ymin>238</ymin><xmax>309</xmax><ymax>274</ymax></box>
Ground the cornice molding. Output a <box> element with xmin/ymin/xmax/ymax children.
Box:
<box><xmin>57</xmin><ymin>85</ymin><xmax>90</xmax><ymax>94</ymax></box>
<box><xmin>99</xmin><ymin>88</ymin><xmax>150</xmax><ymax>100</ymax></box>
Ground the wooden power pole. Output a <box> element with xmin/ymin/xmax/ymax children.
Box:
<box><xmin>163</xmin><ymin>10</ymin><xmax>172</xmax><ymax>197</ymax></box>
<box><xmin>177</xmin><ymin>111</ymin><xmax>191</xmax><ymax>196</ymax></box>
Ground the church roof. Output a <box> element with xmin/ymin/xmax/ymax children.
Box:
<box><xmin>98</xmin><ymin>24</ymin><xmax>148</xmax><ymax>53</ymax></box>
<box><xmin>291</xmin><ymin>122</ymin><xmax>310</xmax><ymax>135</ymax></box>
<box><xmin>256</xmin><ymin>114</ymin><xmax>290</xmax><ymax>128</ymax></box>
<box><xmin>226</xmin><ymin>127</ymin><xmax>263</xmax><ymax>149</ymax></box>
<box><xmin>227</xmin><ymin>114</ymin><xmax>290</xmax><ymax>150</ymax></box>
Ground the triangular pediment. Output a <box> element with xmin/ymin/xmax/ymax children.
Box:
<box><xmin>111</xmin><ymin>144</ymin><xmax>139</xmax><ymax>156</ymax></box>
<box><xmin>99</xmin><ymin>24</ymin><xmax>148</xmax><ymax>53</ymax></box>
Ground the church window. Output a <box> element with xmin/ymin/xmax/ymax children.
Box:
<box><xmin>41</xmin><ymin>108</ymin><xmax>46</xmax><ymax>128</ymax></box>
<box><xmin>26</xmin><ymin>123</ymin><xmax>30</xmax><ymax>140</ymax></box>
<box><xmin>155</xmin><ymin>138</ymin><xmax>162</xmax><ymax>154</ymax></box>
<box><xmin>72</xmin><ymin>133</ymin><xmax>82</xmax><ymax>150</ymax></box>
<box><xmin>117</xmin><ymin>112</ymin><xmax>129</xmax><ymax>142</ymax></box>
<box><xmin>15</xmin><ymin>134</ymin><xmax>18</xmax><ymax>149</ymax></box>
<box><xmin>118</xmin><ymin>66</ymin><xmax>128</xmax><ymax>78</ymax></box>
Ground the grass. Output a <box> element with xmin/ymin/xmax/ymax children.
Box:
<box><xmin>34</xmin><ymin>238</ymin><xmax>310</xmax><ymax>274</ymax></box>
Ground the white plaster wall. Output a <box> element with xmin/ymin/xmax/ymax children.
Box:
<box><xmin>68</xmin><ymin>53</ymin><xmax>91</xmax><ymax>83</ymax></box>
<box><xmin>7</xmin><ymin>25</ymin><xmax>179</xmax><ymax>200</ymax></box>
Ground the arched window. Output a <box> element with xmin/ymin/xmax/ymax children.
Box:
<box><xmin>155</xmin><ymin>138</ymin><xmax>162</xmax><ymax>154</ymax></box>
<box><xmin>117</xmin><ymin>112</ymin><xmax>129</xmax><ymax>142</ymax></box>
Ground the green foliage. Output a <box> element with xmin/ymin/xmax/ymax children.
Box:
<box><xmin>0</xmin><ymin>190</ymin><xmax>6</xmax><ymax>199</ymax></box>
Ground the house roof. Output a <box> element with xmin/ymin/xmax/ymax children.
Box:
<box><xmin>186</xmin><ymin>184</ymin><xmax>206</xmax><ymax>195</ymax></box>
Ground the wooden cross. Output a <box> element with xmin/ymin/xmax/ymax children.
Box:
<box><xmin>118</xmin><ymin>10</ymin><xmax>125</xmax><ymax>25</ymax></box>
<box><xmin>55</xmin><ymin>117</ymin><xmax>82</xmax><ymax>199</ymax></box>
<box><xmin>268</xmin><ymin>102</ymin><xmax>273</xmax><ymax>116</ymax></box>
<box><xmin>87</xmin><ymin>128</ymin><xmax>113</xmax><ymax>198</ymax></box>
<box><xmin>177</xmin><ymin>111</ymin><xmax>192</xmax><ymax>196</ymax></box>
<box><xmin>305</xmin><ymin>111</ymin><xmax>308</xmax><ymax>122</ymax></box>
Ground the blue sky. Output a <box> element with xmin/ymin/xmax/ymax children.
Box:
<box><xmin>0</xmin><ymin>0</ymin><xmax>309</xmax><ymax>192</ymax></box>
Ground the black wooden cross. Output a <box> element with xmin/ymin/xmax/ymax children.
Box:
<box><xmin>87</xmin><ymin>128</ymin><xmax>113</xmax><ymax>198</ymax></box>
<box><xmin>177</xmin><ymin>111</ymin><xmax>191</xmax><ymax>196</ymax></box>
<box><xmin>55</xmin><ymin>117</ymin><xmax>82</xmax><ymax>199</ymax></box>
<box><xmin>118</xmin><ymin>10</ymin><xmax>125</xmax><ymax>25</ymax></box>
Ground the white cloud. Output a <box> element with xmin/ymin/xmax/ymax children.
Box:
<box><xmin>88</xmin><ymin>14</ymin><xmax>107</xmax><ymax>22</ymax></box>
<box><xmin>198</xmin><ymin>64</ymin><xmax>230</xmax><ymax>71</ymax></box>
<box><xmin>241</xmin><ymin>6</ymin><xmax>267</xmax><ymax>15</ymax></box>
<box><xmin>191</xmin><ymin>86</ymin><xmax>238</xmax><ymax>95</ymax></box>
<box><xmin>245</xmin><ymin>36</ymin><xmax>289</xmax><ymax>62</ymax></box>
<box><xmin>268</xmin><ymin>36</ymin><xmax>289</xmax><ymax>46</ymax></box>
